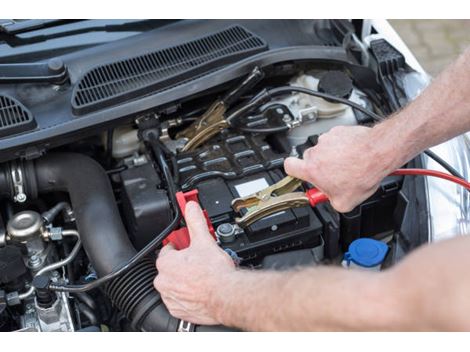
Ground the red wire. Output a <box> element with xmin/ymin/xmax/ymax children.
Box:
<box><xmin>391</xmin><ymin>168</ymin><xmax>470</xmax><ymax>191</ymax></box>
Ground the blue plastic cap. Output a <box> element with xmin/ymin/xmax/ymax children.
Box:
<box><xmin>344</xmin><ymin>238</ymin><xmax>389</xmax><ymax>268</ymax></box>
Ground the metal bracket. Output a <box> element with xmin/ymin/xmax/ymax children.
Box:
<box><xmin>177</xmin><ymin>319</ymin><xmax>195</xmax><ymax>332</ymax></box>
<box><xmin>11</xmin><ymin>162</ymin><xmax>27</xmax><ymax>203</ymax></box>
<box><xmin>297</xmin><ymin>105</ymin><xmax>318</xmax><ymax>124</ymax></box>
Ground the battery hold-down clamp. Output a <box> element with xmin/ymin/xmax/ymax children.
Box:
<box><xmin>163</xmin><ymin>190</ymin><xmax>216</xmax><ymax>250</ymax></box>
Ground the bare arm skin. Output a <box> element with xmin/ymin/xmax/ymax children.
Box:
<box><xmin>285</xmin><ymin>48</ymin><xmax>470</xmax><ymax>212</ymax></box>
<box><xmin>154</xmin><ymin>49</ymin><xmax>470</xmax><ymax>331</ymax></box>
<box><xmin>155</xmin><ymin>202</ymin><xmax>470</xmax><ymax>331</ymax></box>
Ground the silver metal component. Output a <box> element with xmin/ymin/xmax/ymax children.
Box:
<box><xmin>298</xmin><ymin>105</ymin><xmax>318</xmax><ymax>122</ymax></box>
<box><xmin>123</xmin><ymin>153</ymin><xmax>148</xmax><ymax>168</ymax></box>
<box><xmin>7</xmin><ymin>211</ymin><xmax>45</xmax><ymax>243</ymax></box>
<box><xmin>289</xmin><ymin>146</ymin><xmax>299</xmax><ymax>158</ymax></box>
<box><xmin>11</xmin><ymin>162</ymin><xmax>27</xmax><ymax>203</ymax></box>
<box><xmin>18</xmin><ymin>229</ymin><xmax>81</xmax><ymax>301</ymax></box>
<box><xmin>287</xmin><ymin>90</ymin><xmax>365</xmax><ymax>147</ymax></box>
<box><xmin>36</xmin><ymin>293</ymin><xmax>73</xmax><ymax>331</ymax></box>
<box><xmin>19</xmin><ymin>305</ymin><xmax>39</xmax><ymax>331</ymax></box>
<box><xmin>24</xmin><ymin>241</ymin><xmax>49</xmax><ymax>271</ymax></box>
<box><xmin>160</xmin><ymin>118</ymin><xmax>189</xmax><ymax>154</ymax></box>
<box><xmin>282</xmin><ymin>114</ymin><xmax>292</xmax><ymax>123</ymax></box>
<box><xmin>28</xmin><ymin>255</ymin><xmax>43</xmax><ymax>269</ymax></box>
<box><xmin>282</xmin><ymin>113</ymin><xmax>303</xmax><ymax>129</ymax></box>
<box><xmin>20</xmin><ymin>292</ymin><xmax>75</xmax><ymax>332</ymax></box>
<box><xmin>159</xmin><ymin>117</ymin><xmax>182</xmax><ymax>142</ymax></box>
<box><xmin>160</xmin><ymin>118</ymin><xmax>183</xmax><ymax>141</ymax></box>
<box><xmin>6</xmin><ymin>210</ymin><xmax>49</xmax><ymax>270</ymax></box>
<box><xmin>6</xmin><ymin>291</ymin><xmax>20</xmax><ymax>306</ymax></box>
<box><xmin>216</xmin><ymin>223</ymin><xmax>237</xmax><ymax>243</ymax></box>
<box><xmin>45</xmin><ymin>227</ymin><xmax>63</xmax><ymax>241</ymax></box>
<box><xmin>178</xmin><ymin>319</ymin><xmax>194</xmax><ymax>332</ymax></box>
<box><xmin>164</xmin><ymin>137</ymin><xmax>188</xmax><ymax>154</ymax></box>
<box><xmin>50</xmin><ymin>270</ymin><xmax>60</xmax><ymax>281</ymax></box>
<box><xmin>0</xmin><ymin>231</ymin><xmax>6</xmax><ymax>248</ymax></box>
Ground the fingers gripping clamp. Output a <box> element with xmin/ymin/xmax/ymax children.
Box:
<box><xmin>231</xmin><ymin>176</ymin><xmax>328</xmax><ymax>228</ymax></box>
<box><xmin>163</xmin><ymin>190</ymin><xmax>215</xmax><ymax>250</ymax></box>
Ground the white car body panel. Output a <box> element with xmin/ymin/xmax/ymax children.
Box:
<box><xmin>363</xmin><ymin>20</ymin><xmax>470</xmax><ymax>242</ymax></box>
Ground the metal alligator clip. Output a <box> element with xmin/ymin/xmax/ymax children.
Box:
<box><xmin>231</xmin><ymin>176</ymin><xmax>328</xmax><ymax>228</ymax></box>
<box><xmin>176</xmin><ymin>100</ymin><xmax>228</xmax><ymax>152</ymax></box>
<box><xmin>176</xmin><ymin>67</ymin><xmax>264</xmax><ymax>152</ymax></box>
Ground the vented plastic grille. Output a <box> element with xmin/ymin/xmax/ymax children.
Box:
<box><xmin>0</xmin><ymin>95</ymin><xmax>36</xmax><ymax>137</ymax></box>
<box><xmin>72</xmin><ymin>25</ymin><xmax>268</xmax><ymax>115</ymax></box>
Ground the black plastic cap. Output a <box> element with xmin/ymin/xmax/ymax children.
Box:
<box><xmin>32</xmin><ymin>275</ymin><xmax>56</xmax><ymax>308</ymax></box>
<box><xmin>47</xmin><ymin>58</ymin><xmax>65</xmax><ymax>74</ymax></box>
<box><xmin>318</xmin><ymin>71</ymin><xmax>353</xmax><ymax>100</ymax></box>
<box><xmin>32</xmin><ymin>275</ymin><xmax>50</xmax><ymax>290</ymax></box>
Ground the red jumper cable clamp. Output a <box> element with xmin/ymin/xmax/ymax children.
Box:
<box><xmin>163</xmin><ymin>190</ymin><xmax>216</xmax><ymax>250</ymax></box>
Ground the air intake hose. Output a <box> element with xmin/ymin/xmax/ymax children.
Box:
<box><xmin>0</xmin><ymin>153</ymin><xmax>178</xmax><ymax>331</ymax></box>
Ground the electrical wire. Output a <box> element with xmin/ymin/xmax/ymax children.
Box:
<box><xmin>19</xmin><ymin>229</ymin><xmax>82</xmax><ymax>299</ymax></box>
<box><xmin>269</xmin><ymin>86</ymin><xmax>383</xmax><ymax>121</ymax></box>
<box><xmin>391</xmin><ymin>168</ymin><xmax>470</xmax><ymax>191</ymax></box>
<box><xmin>423</xmin><ymin>149</ymin><xmax>466</xmax><ymax>179</ymax></box>
<box><xmin>227</xmin><ymin>86</ymin><xmax>383</xmax><ymax>134</ymax></box>
<box><xmin>229</xmin><ymin>86</ymin><xmax>467</xmax><ymax>184</ymax></box>
<box><xmin>48</xmin><ymin>131</ymin><xmax>182</xmax><ymax>293</ymax></box>
<box><xmin>47</xmin><ymin>87</ymin><xmax>469</xmax><ymax>292</ymax></box>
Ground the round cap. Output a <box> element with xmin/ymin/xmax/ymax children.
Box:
<box><xmin>345</xmin><ymin>238</ymin><xmax>389</xmax><ymax>268</ymax></box>
<box><xmin>7</xmin><ymin>211</ymin><xmax>44</xmax><ymax>242</ymax></box>
<box><xmin>216</xmin><ymin>223</ymin><xmax>236</xmax><ymax>243</ymax></box>
<box><xmin>47</xmin><ymin>58</ymin><xmax>65</xmax><ymax>73</ymax></box>
<box><xmin>318</xmin><ymin>71</ymin><xmax>353</xmax><ymax>100</ymax></box>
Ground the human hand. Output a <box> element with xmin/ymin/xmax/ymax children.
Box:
<box><xmin>285</xmin><ymin>125</ymin><xmax>398</xmax><ymax>212</ymax></box>
<box><xmin>154</xmin><ymin>201</ymin><xmax>236</xmax><ymax>325</ymax></box>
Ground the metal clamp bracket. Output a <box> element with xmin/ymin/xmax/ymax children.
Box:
<box><xmin>10</xmin><ymin>162</ymin><xmax>27</xmax><ymax>203</ymax></box>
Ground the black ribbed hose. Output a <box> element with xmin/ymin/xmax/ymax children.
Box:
<box><xmin>0</xmin><ymin>152</ymin><xmax>232</xmax><ymax>331</ymax></box>
<box><xmin>0</xmin><ymin>153</ymin><xmax>178</xmax><ymax>331</ymax></box>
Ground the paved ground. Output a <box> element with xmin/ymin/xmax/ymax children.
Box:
<box><xmin>389</xmin><ymin>20</ymin><xmax>470</xmax><ymax>76</ymax></box>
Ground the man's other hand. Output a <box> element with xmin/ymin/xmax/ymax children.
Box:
<box><xmin>284</xmin><ymin>125</ymin><xmax>396</xmax><ymax>212</ymax></box>
<box><xmin>154</xmin><ymin>201</ymin><xmax>236</xmax><ymax>325</ymax></box>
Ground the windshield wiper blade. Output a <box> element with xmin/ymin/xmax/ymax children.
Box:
<box><xmin>0</xmin><ymin>19</ymin><xmax>83</xmax><ymax>35</ymax></box>
<box><xmin>0</xmin><ymin>19</ymin><xmax>179</xmax><ymax>47</ymax></box>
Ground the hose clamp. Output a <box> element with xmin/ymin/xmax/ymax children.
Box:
<box><xmin>10</xmin><ymin>162</ymin><xmax>27</xmax><ymax>203</ymax></box>
<box><xmin>177</xmin><ymin>319</ymin><xmax>195</xmax><ymax>332</ymax></box>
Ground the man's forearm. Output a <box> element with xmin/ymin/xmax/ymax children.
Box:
<box><xmin>212</xmin><ymin>267</ymin><xmax>410</xmax><ymax>331</ymax></box>
<box><xmin>370</xmin><ymin>48</ymin><xmax>470</xmax><ymax>172</ymax></box>
<box><xmin>211</xmin><ymin>237</ymin><xmax>470</xmax><ymax>331</ymax></box>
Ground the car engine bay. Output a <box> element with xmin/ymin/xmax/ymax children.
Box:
<box><xmin>0</xmin><ymin>20</ymin><xmax>433</xmax><ymax>331</ymax></box>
